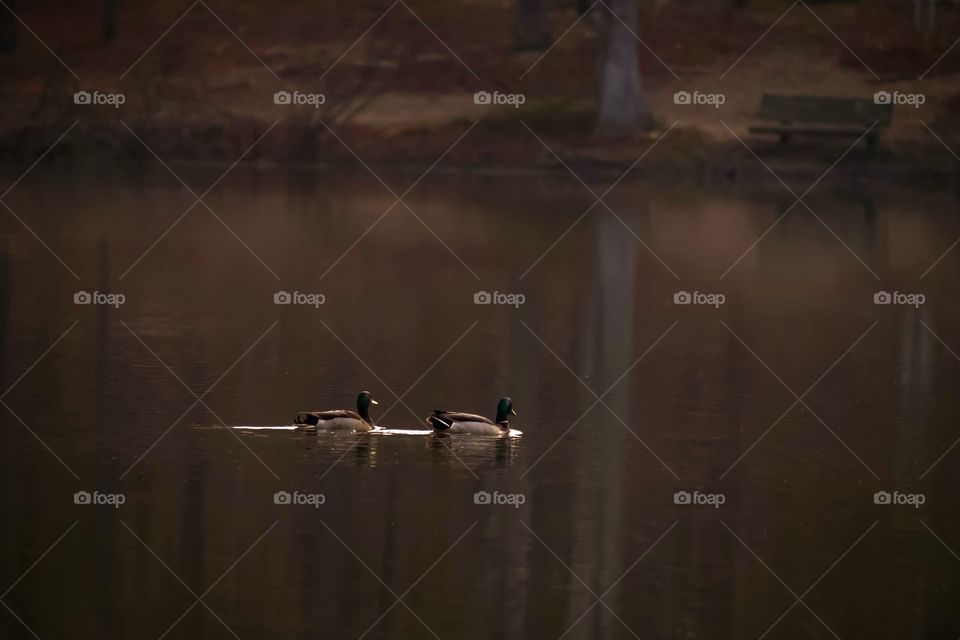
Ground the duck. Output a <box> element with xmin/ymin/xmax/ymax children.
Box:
<box><xmin>294</xmin><ymin>391</ymin><xmax>378</xmax><ymax>431</ymax></box>
<box><xmin>426</xmin><ymin>397</ymin><xmax>516</xmax><ymax>435</ymax></box>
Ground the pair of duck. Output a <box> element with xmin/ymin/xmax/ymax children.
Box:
<box><xmin>294</xmin><ymin>391</ymin><xmax>517</xmax><ymax>435</ymax></box>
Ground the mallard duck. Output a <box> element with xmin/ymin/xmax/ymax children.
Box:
<box><xmin>426</xmin><ymin>397</ymin><xmax>516</xmax><ymax>434</ymax></box>
<box><xmin>294</xmin><ymin>391</ymin><xmax>378</xmax><ymax>431</ymax></box>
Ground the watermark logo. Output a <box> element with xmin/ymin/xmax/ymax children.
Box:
<box><xmin>74</xmin><ymin>290</ymin><xmax>125</xmax><ymax>308</ymax></box>
<box><xmin>673</xmin><ymin>490</ymin><xmax>725</xmax><ymax>509</ymax></box>
<box><xmin>474</xmin><ymin>90</ymin><xmax>525</xmax><ymax>109</ymax></box>
<box><xmin>473</xmin><ymin>490</ymin><xmax>526</xmax><ymax>509</ymax></box>
<box><xmin>273</xmin><ymin>490</ymin><xmax>326</xmax><ymax>508</ymax></box>
<box><xmin>673</xmin><ymin>290</ymin><xmax>725</xmax><ymax>308</ymax></box>
<box><xmin>474</xmin><ymin>290</ymin><xmax>525</xmax><ymax>309</ymax></box>
<box><xmin>274</xmin><ymin>290</ymin><xmax>325</xmax><ymax>308</ymax></box>
<box><xmin>873</xmin><ymin>91</ymin><xmax>925</xmax><ymax>109</ymax></box>
<box><xmin>873</xmin><ymin>490</ymin><xmax>924</xmax><ymax>509</ymax></box>
<box><xmin>673</xmin><ymin>90</ymin><xmax>725</xmax><ymax>109</ymax></box>
<box><xmin>874</xmin><ymin>290</ymin><xmax>925</xmax><ymax>309</ymax></box>
<box><xmin>73</xmin><ymin>90</ymin><xmax>125</xmax><ymax>108</ymax></box>
<box><xmin>74</xmin><ymin>490</ymin><xmax>126</xmax><ymax>508</ymax></box>
<box><xmin>274</xmin><ymin>90</ymin><xmax>326</xmax><ymax>109</ymax></box>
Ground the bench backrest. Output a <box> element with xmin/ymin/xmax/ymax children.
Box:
<box><xmin>759</xmin><ymin>94</ymin><xmax>893</xmax><ymax>126</ymax></box>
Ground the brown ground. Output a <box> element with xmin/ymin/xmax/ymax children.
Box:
<box><xmin>1</xmin><ymin>0</ymin><xmax>958</xmax><ymax>185</ymax></box>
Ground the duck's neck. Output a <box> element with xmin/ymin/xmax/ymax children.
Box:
<box><xmin>358</xmin><ymin>403</ymin><xmax>372</xmax><ymax>425</ymax></box>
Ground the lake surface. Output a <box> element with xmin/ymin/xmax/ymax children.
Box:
<box><xmin>1</xmin><ymin>164</ymin><xmax>959</xmax><ymax>639</ymax></box>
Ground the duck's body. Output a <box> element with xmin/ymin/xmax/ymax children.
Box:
<box><xmin>428</xmin><ymin>411</ymin><xmax>505</xmax><ymax>434</ymax></box>
<box><xmin>295</xmin><ymin>409</ymin><xmax>371</xmax><ymax>431</ymax></box>
<box><xmin>427</xmin><ymin>398</ymin><xmax>516</xmax><ymax>435</ymax></box>
<box><xmin>296</xmin><ymin>391</ymin><xmax>378</xmax><ymax>431</ymax></box>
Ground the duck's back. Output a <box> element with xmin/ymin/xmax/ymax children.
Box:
<box><xmin>430</xmin><ymin>410</ymin><xmax>502</xmax><ymax>434</ymax></box>
<box><xmin>296</xmin><ymin>409</ymin><xmax>368</xmax><ymax>430</ymax></box>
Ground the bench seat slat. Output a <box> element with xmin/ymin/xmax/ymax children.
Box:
<box><xmin>749</xmin><ymin>124</ymin><xmax>873</xmax><ymax>137</ymax></box>
<box><xmin>749</xmin><ymin>94</ymin><xmax>889</xmax><ymax>147</ymax></box>
<box><xmin>758</xmin><ymin>94</ymin><xmax>892</xmax><ymax>126</ymax></box>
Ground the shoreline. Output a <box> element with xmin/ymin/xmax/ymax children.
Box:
<box><xmin>4</xmin><ymin>121</ymin><xmax>957</xmax><ymax>195</ymax></box>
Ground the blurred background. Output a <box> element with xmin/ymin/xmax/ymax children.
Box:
<box><xmin>0</xmin><ymin>1</ymin><xmax>959</xmax><ymax>639</ymax></box>
<box><xmin>0</xmin><ymin>0</ymin><xmax>959</xmax><ymax>172</ymax></box>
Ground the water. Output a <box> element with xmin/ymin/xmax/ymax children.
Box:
<box><xmin>1</xmin><ymin>164</ymin><xmax>958</xmax><ymax>639</ymax></box>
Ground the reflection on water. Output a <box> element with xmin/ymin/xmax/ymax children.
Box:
<box><xmin>232</xmin><ymin>426</ymin><xmax>524</xmax><ymax>470</ymax></box>
<box><xmin>1</xmin><ymin>165</ymin><xmax>959</xmax><ymax>639</ymax></box>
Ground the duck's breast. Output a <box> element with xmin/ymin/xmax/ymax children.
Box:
<box><xmin>448</xmin><ymin>421</ymin><xmax>503</xmax><ymax>435</ymax></box>
<box><xmin>320</xmin><ymin>417</ymin><xmax>366</xmax><ymax>431</ymax></box>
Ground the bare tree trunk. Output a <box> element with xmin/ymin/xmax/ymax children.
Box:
<box><xmin>594</xmin><ymin>0</ymin><xmax>653</xmax><ymax>136</ymax></box>
<box><xmin>914</xmin><ymin>0</ymin><xmax>935</xmax><ymax>53</ymax></box>
<box><xmin>0</xmin><ymin>2</ymin><xmax>16</xmax><ymax>53</ymax></box>
<box><xmin>103</xmin><ymin>0</ymin><xmax>117</xmax><ymax>43</ymax></box>
<box><xmin>515</xmin><ymin>0</ymin><xmax>552</xmax><ymax>51</ymax></box>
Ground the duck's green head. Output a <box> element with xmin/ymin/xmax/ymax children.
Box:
<box><xmin>357</xmin><ymin>391</ymin><xmax>378</xmax><ymax>423</ymax></box>
<box><xmin>495</xmin><ymin>397</ymin><xmax>517</xmax><ymax>425</ymax></box>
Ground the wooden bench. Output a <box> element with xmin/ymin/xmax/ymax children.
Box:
<box><xmin>749</xmin><ymin>94</ymin><xmax>893</xmax><ymax>149</ymax></box>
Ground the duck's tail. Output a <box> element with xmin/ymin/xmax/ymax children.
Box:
<box><xmin>427</xmin><ymin>413</ymin><xmax>452</xmax><ymax>430</ymax></box>
<box><xmin>295</xmin><ymin>412</ymin><xmax>319</xmax><ymax>426</ymax></box>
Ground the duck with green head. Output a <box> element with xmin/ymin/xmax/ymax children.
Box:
<box><xmin>295</xmin><ymin>391</ymin><xmax>379</xmax><ymax>431</ymax></box>
<box><xmin>427</xmin><ymin>397</ymin><xmax>516</xmax><ymax>435</ymax></box>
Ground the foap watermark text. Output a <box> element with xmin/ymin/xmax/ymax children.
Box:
<box><xmin>74</xmin><ymin>90</ymin><xmax>125</xmax><ymax>108</ymax></box>
<box><xmin>674</xmin><ymin>90</ymin><xmax>725</xmax><ymax>109</ymax></box>
<box><xmin>874</xmin><ymin>490</ymin><xmax>925</xmax><ymax>509</ymax></box>
<box><xmin>74</xmin><ymin>490</ymin><xmax>126</xmax><ymax>508</ymax></box>
<box><xmin>474</xmin><ymin>290</ymin><xmax>525</xmax><ymax>308</ymax></box>
<box><xmin>674</xmin><ymin>290</ymin><xmax>725</xmax><ymax>308</ymax></box>
<box><xmin>474</xmin><ymin>91</ymin><xmax>525</xmax><ymax>108</ymax></box>
<box><xmin>274</xmin><ymin>490</ymin><xmax>326</xmax><ymax>508</ymax></box>
<box><xmin>874</xmin><ymin>91</ymin><xmax>925</xmax><ymax>109</ymax></box>
<box><xmin>474</xmin><ymin>490</ymin><xmax>526</xmax><ymax>508</ymax></box>
<box><xmin>874</xmin><ymin>291</ymin><xmax>924</xmax><ymax>308</ymax></box>
<box><xmin>275</xmin><ymin>291</ymin><xmax>325</xmax><ymax>308</ymax></box>
<box><xmin>75</xmin><ymin>290</ymin><xmax>125</xmax><ymax>308</ymax></box>
<box><xmin>674</xmin><ymin>490</ymin><xmax>725</xmax><ymax>509</ymax></box>
<box><xmin>274</xmin><ymin>90</ymin><xmax>326</xmax><ymax>108</ymax></box>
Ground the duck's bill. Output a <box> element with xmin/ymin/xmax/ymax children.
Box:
<box><xmin>371</xmin><ymin>399</ymin><xmax>379</xmax><ymax>404</ymax></box>
<box><xmin>511</xmin><ymin>408</ymin><xmax>518</xmax><ymax>416</ymax></box>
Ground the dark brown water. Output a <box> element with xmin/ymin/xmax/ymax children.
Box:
<box><xmin>1</xmin><ymin>164</ymin><xmax>959</xmax><ymax>639</ymax></box>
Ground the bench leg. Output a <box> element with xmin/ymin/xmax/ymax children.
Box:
<box><xmin>866</xmin><ymin>132</ymin><xmax>878</xmax><ymax>152</ymax></box>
